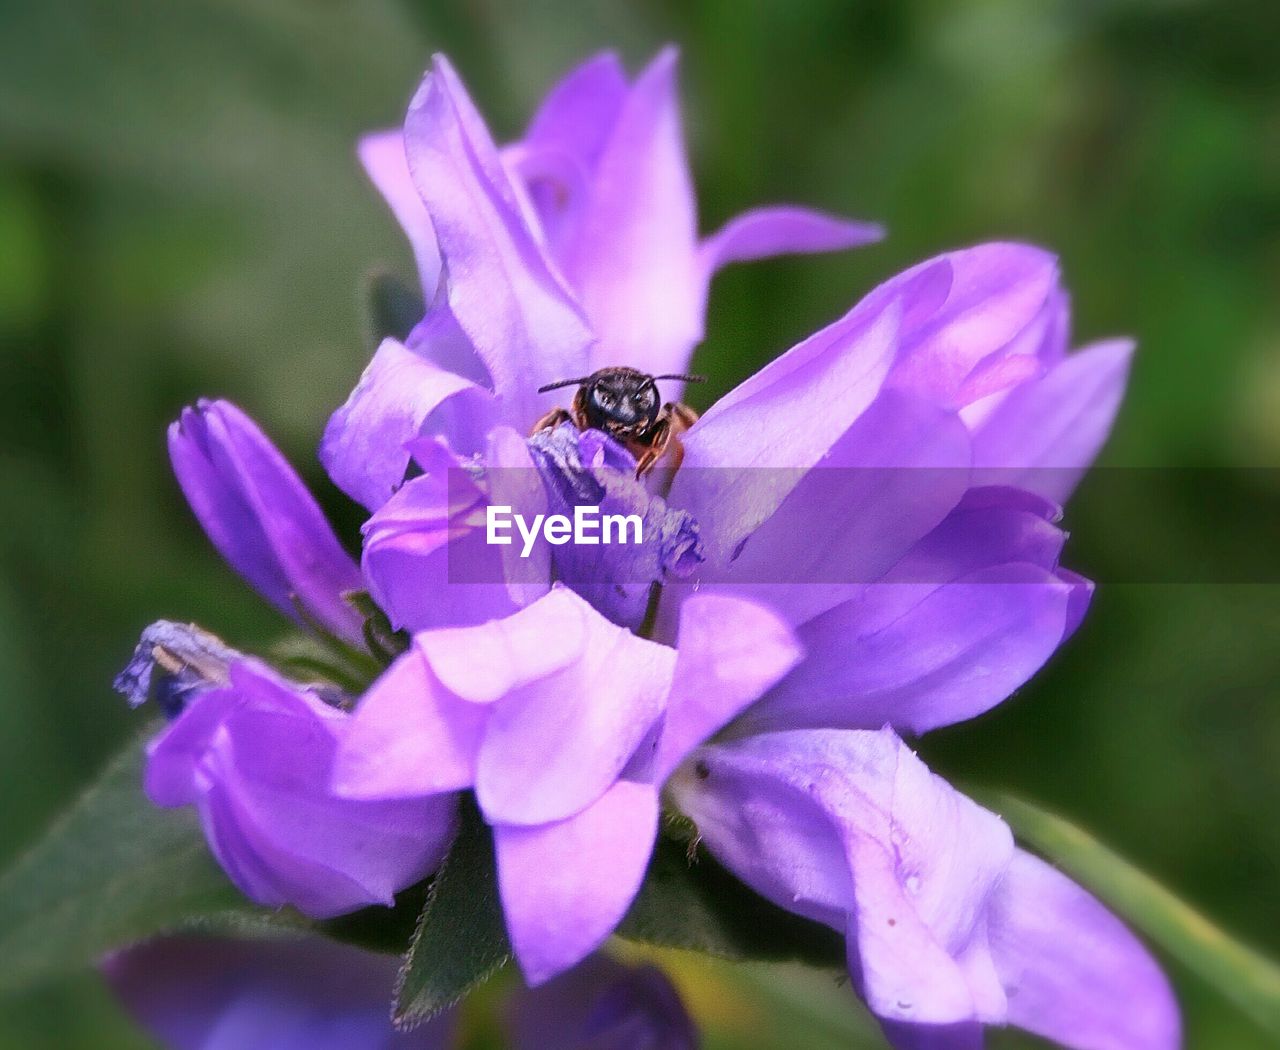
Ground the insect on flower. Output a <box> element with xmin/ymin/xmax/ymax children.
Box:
<box><xmin>533</xmin><ymin>367</ymin><xmax>704</xmax><ymax>476</ymax></box>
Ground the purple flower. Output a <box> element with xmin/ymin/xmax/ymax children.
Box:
<box><xmin>670</xmin><ymin>729</ymin><xmax>1180</xmax><ymax>1049</ymax></box>
<box><xmin>142</xmin><ymin>657</ymin><xmax>456</xmax><ymax>918</ymax></box>
<box><xmin>103</xmin><ymin>933</ymin><xmax>455</xmax><ymax>1049</ymax></box>
<box><xmin>333</xmin><ymin>585</ymin><xmax>800</xmax><ymax>984</ymax></box>
<box><xmin>170</xmin><ymin>399</ymin><xmax>364</xmax><ymax>644</ymax></box>
<box><xmin>323</xmin><ymin>49</ymin><xmax>882</xmax><ymax>511</ymax></box>
<box><xmin>134</xmin><ymin>45</ymin><xmax>1171</xmax><ymax>1047</ymax></box>
<box><xmin>103</xmin><ymin>934</ymin><xmax>696</xmax><ymax>1050</ymax></box>
<box><xmin>503</xmin><ymin>952</ymin><xmax>698</xmax><ymax>1050</ymax></box>
<box><xmin>342</xmin><ymin>238</ymin><xmax>1121</xmax><ymax>723</ymax></box>
<box><xmin>642</xmin><ymin>243</ymin><xmax>1124</xmax><ymax>738</ymax></box>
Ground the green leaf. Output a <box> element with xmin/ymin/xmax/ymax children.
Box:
<box><xmin>395</xmin><ymin>800</ymin><xmax>510</xmax><ymax>1027</ymax></box>
<box><xmin>986</xmin><ymin>790</ymin><xmax>1280</xmax><ymax>1038</ymax></box>
<box><xmin>617</xmin><ymin>834</ymin><xmax>845</xmax><ymax>968</ymax></box>
<box><xmin>316</xmin><ymin>878</ymin><xmax>429</xmax><ymax>957</ymax></box>
<box><xmin>0</xmin><ymin>723</ymin><xmax>440</xmax><ymax>992</ymax></box>
<box><xmin>364</xmin><ymin>271</ymin><xmax>425</xmax><ymax>350</ymax></box>
<box><xmin>0</xmin><ymin>726</ymin><xmax>300</xmax><ymax>992</ymax></box>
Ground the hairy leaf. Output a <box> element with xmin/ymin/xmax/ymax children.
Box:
<box><xmin>395</xmin><ymin>800</ymin><xmax>510</xmax><ymax>1027</ymax></box>
<box><xmin>0</xmin><ymin>727</ymin><xmax>295</xmax><ymax>991</ymax></box>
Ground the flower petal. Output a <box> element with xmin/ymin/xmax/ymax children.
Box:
<box><xmin>678</xmin><ymin>390</ymin><xmax>971</xmax><ymax>629</ymax></box>
<box><xmin>103</xmin><ymin>933</ymin><xmax>455</xmax><ymax>1050</ymax></box>
<box><xmin>144</xmin><ymin>688</ymin><xmax>241</xmax><ymax>804</ymax></box>
<box><xmin>332</xmin><ymin>647</ymin><xmax>486</xmax><ymax>801</ymax></box>
<box><xmin>150</xmin><ymin>662</ymin><xmax>455</xmax><ymax>918</ymax></box>
<box><xmin>169</xmin><ymin>400</ymin><xmax>363</xmax><ymax>642</ymax></box>
<box><xmin>988</xmin><ymin>850</ymin><xmax>1181</xmax><ymax>1050</ymax></box>
<box><xmin>650</xmin><ymin>594</ymin><xmax>801</xmax><ymax>782</ymax></box>
<box><xmin>414</xmin><ymin>585</ymin><xmax>587</xmax><ymax>704</ymax></box>
<box><xmin>405</xmin><ymin>55</ymin><xmax>593</xmax><ymax>427</ymax></box>
<box><xmin>970</xmin><ymin>338</ymin><xmax>1134</xmax><ymax>502</ymax></box>
<box><xmin>885</xmin><ymin>486</ymin><xmax>1066</xmax><ymax>584</ymax></box>
<box><xmin>560</xmin><ymin>47</ymin><xmax>702</xmax><ymax>378</ymax></box>
<box><xmin>511</xmin><ymin>51</ymin><xmax>629</xmax><ymax>257</ymax></box>
<box><xmin>739</xmin><ymin>562</ymin><xmax>1076</xmax><ymax>736</ymax></box>
<box><xmin>495</xmin><ymin>779</ymin><xmax>659</xmax><ymax>986</ymax></box>
<box><xmin>667</xmin><ymin>291</ymin><xmax>899</xmax><ymax>564</ymax></box>
<box><xmin>521</xmin><ymin>51</ymin><xmax>629</xmax><ymax>168</ymax></box>
<box><xmin>360</xmin><ymin>439</ymin><xmax>527</xmax><ymax>632</ymax></box>
<box><xmin>503</xmin><ymin>953</ymin><xmax>698</xmax><ymax>1050</ymax></box>
<box><xmin>358</xmin><ymin>128</ymin><xmax>441</xmax><ymax>300</ymax></box>
<box><xmin>475</xmin><ymin>590</ymin><xmax>675</xmax><ymax>825</ymax></box>
<box><xmin>700</xmin><ymin>205</ymin><xmax>883</xmax><ymax>273</ymax></box>
<box><xmin>674</xmin><ymin>729</ymin><xmax>1012</xmax><ymax>1027</ymax></box>
<box><xmin>879</xmin><ymin>244</ymin><xmax>1060</xmax><ymax>410</ymax></box>
<box><xmin>320</xmin><ymin>337</ymin><xmax>496</xmax><ymax>511</ymax></box>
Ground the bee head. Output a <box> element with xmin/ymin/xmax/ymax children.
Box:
<box><xmin>538</xmin><ymin>368</ymin><xmax>704</xmax><ymax>436</ymax></box>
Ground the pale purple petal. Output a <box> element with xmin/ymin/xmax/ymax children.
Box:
<box><xmin>338</xmin><ymin>588</ymin><xmax>647</xmax><ymax>811</ymax></box>
<box><xmin>521</xmin><ymin>51</ymin><xmax>628</xmax><ymax>168</ymax></box>
<box><xmin>988</xmin><ymin>850</ymin><xmax>1180</xmax><ymax>1050</ymax></box>
<box><xmin>561</xmin><ymin>48</ymin><xmax>702</xmax><ymax>379</ymax></box>
<box><xmin>495</xmin><ymin>779</ymin><xmax>659</xmax><ymax>986</ymax></box>
<box><xmin>970</xmin><ymin>339</ymin><xmax>1134</xmax><ymax>502</ymax></box>
<box><xmin>475</xmin><ymin>590</ymin><xmax>675</xmax><ymax>825</ymax></box>
<box><xmin>147</xmin><ymin>661</ymin><xmax>455</xmax><ymax>918</ymax></box>
<box><xmin>877</xmin><ymin>244</ymin><xmax>1061</xmax><ymax>410</ymax></box>
<box><xmin>485</xmin><ymin>425</ymin><xmax>555</xmax><ymax>607</ymax></box>
<box><xmin>403</xmin><ymin>295</ymin><xmax>496</xmax><ymax>387</ymax></box>
<box><xmin>700</xmin><ymin>205</ymin><xmax>884</xmax><ymax>273</ymax></box>
<box><xmin>404</xmin><ymin>55</ymin><xmax>592</xmax><ymax>427</ymax></box>
<box><xmin>885</xmin><ymin>486</ymin><xmax>1066</xmax><ymax>585</ymax></box>
<box><xmin>358</xmin><ymin>129</ymin><xmax>441</xmax><ymax>301</ymax></box>
<box><xmin>169</xmin><ymin>400</ymin><xmax>363</xmax><ymax>643</ymax></box>
<box><xmin>667</xmin><ymin>292</ymin><xmax>899</xmax><ymax>563</ymax></box>
<box><xmin>670</xmin><ymin>735</ymin><xmax>861</xmax><ymax>931</ymax></box>
<box><xmin>103</xmin><ymin>933</ymin><xmax>454</xmax><ymax>1050</ymax></box>
<box><xmin>144</xmin><ymin>688</ymin><xmax>241</xmax><ymax>804</ymax></box>
<box><xmin>677</xmin><ymin>391</ymin><xmax>971</xmax><ymax>629</ymax></box>
<box><xmin>331</xmin><ymin>647</ymin><xmax>485</xmax><ymax>801</ymax></box>
<box><xmin>511</xmin><ymin>52</ymin><xmax>629</xmax><ymax>258</ymax></box>
<box><xmin>320</xmin><ymin>337</ymin><xmax>496</xmax><ymax>511</ymax></box>
<box><xmin>1057</xmin><ymin>566</ymin><xmax>1095</xmax><ymax>640</ymax></box>
<box><xmin>673</xmin><ymin>729</ymin><xmax>1012</xmax><ymax>1027</ymax></box>
<box><xmin>650</xmin><ymin>594</ymin><xmax>802</xmax><ymax>782</ymax></box>
<box><xmin>360</xmin><ymin>439</ymin><xmax>526</xmax><ymax>632</ymax></box>
<box><xmin>739</xmin><ymin>562</ymin><xmax>1076</xmax><ymax>736</ymax></box>
<box><xmin>842</xmin><ymin>736</ymin><xmax>1011</xmax><ymax>1027</ymax></box>
<box><xmin>414</xmin><ymin>585</ymin><xmax>587</xmax><ymax>704</ymax></box>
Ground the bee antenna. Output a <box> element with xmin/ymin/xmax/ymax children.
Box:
<box><xmin>652</xmin><ymin>373</ymin><xmax>706</xmax><ymax>384</ymax></box>
<box><xmin>537</xmin><ymin>377</ymin><xmax>589</xmax><ymax>393</ymax></box>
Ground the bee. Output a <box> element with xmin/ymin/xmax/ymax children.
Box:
<box><xmin>533</xmin><ymin>367</ymin><xmax>704</xmax><ymax>476</ymax></box>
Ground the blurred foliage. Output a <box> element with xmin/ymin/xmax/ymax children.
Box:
<box><xmin>1</xmin><ymin>0</ymin><xmax>1278</xmax><ymax>1046</ymax></box>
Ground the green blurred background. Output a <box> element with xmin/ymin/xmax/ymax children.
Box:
<box><xmin>1</xmin><ymin>0</ymin><xmax>1278</xmax><ymax>1046</ymax></box>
